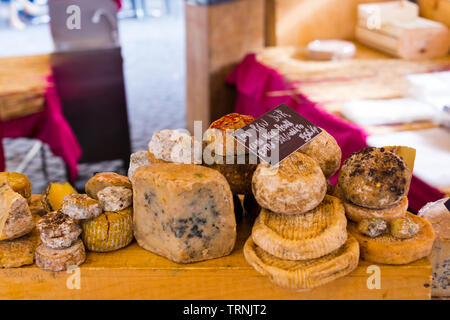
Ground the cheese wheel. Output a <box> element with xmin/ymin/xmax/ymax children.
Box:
<box><xmin>298</xmin><ymin>129</ymin><xmax>342</xmax><ymax>178</ymax></box>
<box><xmin>85</xmin><ymin>173</ymin><xmax>131</xmax><ymax>200</ymax></box>
<box><xmin>133</xmin><ymin>164</ymin><xmax>236</xmax><ymax>263</ymax></box>
<box><xmin>252</xmin><ymin>152</ymin><xmax>326</xmax><ymax>215</ymax></box>
<box><xmin>333</xmin><ymin>184</ymin><xmax>408</xmax><ymax>222</ymax></box>
<box><xmin>252</xmin><ymin>195</ymin><xmax>348</xmax><ymax>260</ymax></box>
<box><xmin>35</xmin><ymin>239</ymin><xmax>86</xmax><ymax>272</ymax></box>
<box><xmin>348</xmin><ymin>212</ymin><xmax>435</xmax><ymax>264</ymax></box>
<box><xmin>0</xmin><ymin>184</ymin><xmax>35</xmax><ymax>241</ymax></box>
<box><xmin>0</xmin><ymin>172</ymin><xmax>32</xmax><ymax>201</ymax></box>
<box><xmin>244</xmin><ymin>235</ymin><xmax>359</xmax><ymax>290</ymax></box>
<box><xmin>345</xmin><ymin>196</ymin><xmax>408</xmax><ymax>223</ymax></box>
<box><xmin>81</xmin><ymin>208</ymin><xmax>133</xmax><ymax>252</ymax></box>
<box><xmin>42</xmin><ymin>182</ymin><xmax>77</xmax><ymax>212</ymax></box>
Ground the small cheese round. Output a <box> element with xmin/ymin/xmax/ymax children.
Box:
<box><xmin>97</xmin><ymin>186</ymin><xmax>132</xmax><ymax>212</ymax></box>
<box><xmin>81</xmin><ymin>208</ymin><xmax>133</xmax><ymax>252</ymax></box>
<box><xmin>298</xmin><ymin>129</ymin><xmax>342</xmax><ymax>178</ymax></box>
<box><xmin>36</xmin><ymin>211</ymin><xmax>81</xmax><ymax>249</ymax></box>
<box><xmin>61</xmin><ymin>193</ymin><xmax>103</xmax><ymax>220</ymax></box>
<box><xmin>35</xmin><ymin>239</ymin><xmax>86</xmax><ymax>272</ymax></box>
<box><xmin>338</xmin><ymin>147</ymin><xmax>411</xmax><ymax>209</ymax></box>
<box><xmin>148</xmin><ymin>129</ymin><xmax>201</xmax><ymax>164</ymax></box>
<box><xmin>252</xmin><ymin>152</ymin><xmax>326</xmax><ymax>214</ymax></box>
<box><xmin>85</xmin><ymin>172</ymin><xmax>131</xmax><ymax>200</ymax></box>
<box><xmin>205</xmin><ymin>113</ymin><xmax>255</xmax><ymax>156</ymax></box>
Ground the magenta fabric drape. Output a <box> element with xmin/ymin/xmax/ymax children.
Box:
<box><xmin>227</xmin><ymin>54</ymin><xmax>444</xmax><ymax>212</ymax></box>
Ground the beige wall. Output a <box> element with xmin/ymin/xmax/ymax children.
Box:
<box><xmin>266</xmin><ymin>0</ymin><xmax>391</xmax><ymax>46</ymax></box>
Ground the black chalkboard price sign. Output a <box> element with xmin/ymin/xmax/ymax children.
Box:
<box><xmin>232</xmin><ymin>104</ymin><xmax>322</xmax><ymax>166</ymax></box>
<box><xmin>445</xmin><ymin>198</ymin><xmax>450</xmax><ymax>212</ymax></box>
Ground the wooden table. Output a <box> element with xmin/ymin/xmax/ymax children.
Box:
<box><xmin>0</xmin><ymin>216</ymin><xmax>431</xmax><ymax>300</ymax></box>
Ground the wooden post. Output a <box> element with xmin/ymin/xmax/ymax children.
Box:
<box><xmin>185</xmin><ymin>0</ymin><xmax>265</xmax><ymax>133</ymax></box>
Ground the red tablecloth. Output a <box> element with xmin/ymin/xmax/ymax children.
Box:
<box><xmin>227</xmin><ymin>53</ymin><xmax>444</xmax><ymax>213</ymax></box>
<box><xmin>0</xmin><ymin>76</ymin><xmax>82</xmax><ymax>181</ymax></box>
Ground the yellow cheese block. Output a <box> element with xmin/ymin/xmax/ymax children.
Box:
<box><xmin>0</xmin><ymin>172</ymin><xmax>31</xmax><ymax>201</ymax></box>
<box><xmin>41</xmin><ymin>182</ymin><xmax>77</xmax><ymax>212</ymax></box>
<box><xmin>81</xmin><ymin>208</ymin><xmax>133</xmax><ymax>252</ymax></box>
<box><xmin>383</xmin><ymin>146</ymin><xmax>416</xmax><ymax>173</ymax></box>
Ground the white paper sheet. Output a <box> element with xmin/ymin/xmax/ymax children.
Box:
<box><xmin>341</xmin><ymin>98</ymin><xmax>437</xmax><ymax>125</ymax></box>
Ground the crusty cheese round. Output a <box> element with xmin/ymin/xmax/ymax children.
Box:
<box><xmin>97</xmin><ymin>186</ymin><xmax>133</xmax><ymax>212</ymax></box>
<box><xmin>205</xmin><ymin>113</ymin><xmax>255</xmax><ymax>156</ymax></box>
<box><xmin>81</xmin><ymin>208</ymin><xmax>133</xmax><ymax>252</ymax></box>
<box><xmin>344</xmin><ymin>196</ymin><xmax>408</xmax><ymax>223</ymax></box>
<box><xmin>243</xmin><ymin>235</ymin><xmax>359</xmax><ymax>290</ymax></box>
<box><xmin>334</xmin><ymin>184</ymin><xmax>408</xmax><ymax>223</ymax></box>
<box><xmin>252</xmin><ymin>195</ymin><xmax>347</xmax><ymax>260</ymax></box>
<box><xmin>148</xmin><ymin>129</ymin><xmax>201</xmax><ymax>164</ymax></box>
<box><xmin>35</xmin><ymin>239</ymin><xmax>86</xmax><ymax>272</ymax></box>
<box><xmin>298</xmin><ymin>129</ymin><xmax>342</xmax><ymax>178</ymax></box>
<box><xmin>338</xmin><ymin>147</ymin><xmax>411</xmax><ymax>209</ymax></box>
<box><xmin>252</xmin><ymin>152</ymin><xmax>326</xmax><ymax>215</ymax></box>
<box><xmin>85</xmin><ymin>172</ymin><xmax>131</xmax><ymax>200</ymax></box>
<box><xmin>36</xmin><ymin>211</ymin><xmax>82</xmax><ymax>249</ymax></box>
<box><xmin>348</xmin><ymin>212</ymin><xmax>435</xmax><ymax>265</ymax></box>
<box><xmin>61</xmin><ymin>193</ymin><xmax>103</xmax><ymax>220</ymax></box>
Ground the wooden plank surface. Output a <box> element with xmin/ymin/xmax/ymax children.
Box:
<box><xmin>0</xmin><ymin>216</ymin><xmax>431</xmax><ymax>300</ymax></box>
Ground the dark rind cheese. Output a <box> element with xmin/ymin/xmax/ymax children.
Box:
<box><xmin>132</xmin><ymin>164</ymin><xmax>236</xmax><ymax>263</ymax></box>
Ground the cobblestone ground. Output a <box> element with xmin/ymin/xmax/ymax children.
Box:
<box><xmin>0</xmin><ymin>2</ymin><xmax>185</xmax><ymax>193</ymax></box>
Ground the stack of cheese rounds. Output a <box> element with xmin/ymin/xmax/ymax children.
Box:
<box><xmin>244</xmin><ymin>130</ymin><xmax>360</xmax><ymax>290</ymax></box>
<box><xmin>335</xmin><ymin>147</ymin><xmax>435</xmax><ymax>265</ymax></box>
